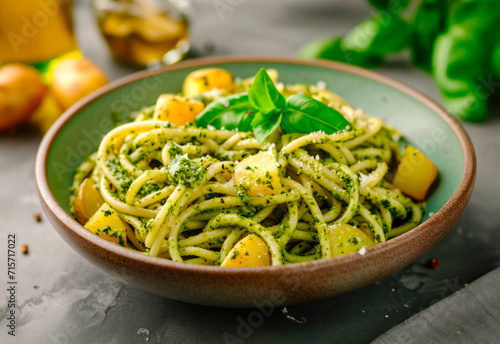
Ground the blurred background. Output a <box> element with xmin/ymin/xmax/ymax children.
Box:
<box><xmin>1</xmin><ymin>0</ymin><xmax>444</xmax><ymax>134</ymax></box>
<box><xmin>2</xmin><ymin>0</ymin><xmax>499</xmax><ymax>132</ymax></box>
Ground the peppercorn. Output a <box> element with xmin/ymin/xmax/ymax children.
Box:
<box><xmin>429</xmin><ymin>257</ymin><xmax>440</xmax><ymax>269</ymax></box>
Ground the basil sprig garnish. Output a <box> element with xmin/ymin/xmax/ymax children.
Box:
<box><xmin>248</xmin><ymin>68</ymin><xmax>286</xmax><ymax>114</ymax></box>
<box><xmin>195</xmin><ymin>68</ymin><xmax>350</xmax><ymax>143</ymax></box>
<box><xmin>194</xmin><ymin>92</ymin><xmax>254</xmax><ymax>132</ymax></box>
<box><xmin>282</xmin><ymin>94</ymin><xmax>351</xmax><ymax>134</ymax></box>
<box><xmin>251</xmin><ymin>110</ymin><xmax>283</xmax><ymax>143</ymax></box>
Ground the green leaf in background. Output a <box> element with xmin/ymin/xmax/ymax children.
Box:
<box><xmin>194</xmin><ymin>92</ymin><xmax>255</xmax><ymax>132</ymax></box>
<box><xmin>281</xmin><ymin>94</ymin><xmax>351</xmax><ymax>134</ymax></box>
<box><xmin>251</xmin><ymin>110</ymin><xmax>283</xmax><ymax>143</ymax></box>
<box><xmin>249</xmin><ymin>68</ymin><xmax>286</xmax><ymax>114</ymax></box>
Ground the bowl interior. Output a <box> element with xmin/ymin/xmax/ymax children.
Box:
<box><xmin>46</xmin><ymin>61</ymin><xmax>463</xmax><ymax>226</ymax></box>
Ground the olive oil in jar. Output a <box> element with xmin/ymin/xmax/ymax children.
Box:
<box><xmin>94</xmin><ymin>0</ymin><xmax>190</xmax><ymax>67</ymax></box>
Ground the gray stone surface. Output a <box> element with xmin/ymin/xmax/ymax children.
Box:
<box><xmin>1</xmin><ymin>0</ymin><xmax>499</xmax><ymax>343</ymax></box>
<box><xmin>373</xmin><ymin>268</ymin><xmax>500</xmax><ymax>344</ymax></box>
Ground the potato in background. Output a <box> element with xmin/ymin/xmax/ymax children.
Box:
<box><xmin>0</xmin><ymin>64</ymin><xmax>46</xmax><ymax>131</ymax></box>
<box><xmin>51</xmin><ymin>58</ymin><xmax>109</xmax><ymax>110</ymax></box>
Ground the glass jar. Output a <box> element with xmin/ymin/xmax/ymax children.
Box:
<box><xmin>0</xmin><ymin>0</ymin><xmax>78</xmax><ymax>67</ymax></box>
<box><xmin>93</xmin><ymin>0</ymin><xmax>191</xmax><ymax>68</ymax></box>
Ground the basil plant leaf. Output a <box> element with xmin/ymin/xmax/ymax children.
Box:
<box><xmin>281</xmin><ymin>94</ymin><xmax>351</xmax><ymax>134</ymax></box>
<box><xmin>249</xmin><ymin>68</ymin><xmax>286</xmax><ymax>114</ymax></box>
<box><xmin>195</xmin><ymin>92</ymin><xmax>255</xmax><ymax>132</ymax></box>
<box><xmin>251</xmin><ymin>110</ymin><xmax>283</xmax><ymax>144</ymax></box>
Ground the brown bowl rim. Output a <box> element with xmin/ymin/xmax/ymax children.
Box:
<box><xmin>35</xmin><ymin>55</ymin><xmax>476</xmax><ymax>277</ymax></box>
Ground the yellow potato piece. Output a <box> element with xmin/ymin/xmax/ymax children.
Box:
<box><xmin>0</xmin><ymin>64</ymin><xmax>46</xmax><ymax>130</ymax></box>
<box><xmin>74</xmin><ymin>178</ymin><xmax>104</xmax><ymax>225</ymax></box>
<box><xmin>182</xmin><ymin>68</ymin><xmax>234</xmax><ymax>98</ymax></box>
<box><xmin>221</xmin><ymin>234</ymin><xmax>270</xmax><ymax>267</ymax></box>
<box><xmin>51</xmin><ymin>58</ymin><xmax>108</xmax><ymax>110</ymax></box>
<box><xmin>393</xmin><ymin>145</ymin><xmax>437</xmax><ymax>201</ymax></box>
<box><xmin>153</xmin><ymin>94</ymin><xmax>204</xmax><ymax>125</ymax></box>
<box><xmin>84</xmin><ymin>203</ymin><xmax>129</xmax><ymax>247</ymax></box>
<box><xmin>233</xmin><ymin>151</ymin><xmax>282</xmax><ymax>197</ymax></box>
<box><xmin>328</xmin><ymin>224</ymin><xmax>375</xmax><ymax>257</ymax></box>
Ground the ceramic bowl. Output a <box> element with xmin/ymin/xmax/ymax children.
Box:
<box><xmin>35</xmin><ymin>56</ymin><xmax>476</xmax><ymax>307</ymax></box>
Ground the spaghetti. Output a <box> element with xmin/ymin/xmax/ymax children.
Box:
<box><xmin>70</xmin><ymin>71</ymin><xmax>429</xmax><ymax>267</ymax></box>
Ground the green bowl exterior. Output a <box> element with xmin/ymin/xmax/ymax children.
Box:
<box><xmin>36</xmin><ymin>57</ymin><xmax>476</xmax><ymax>307</ymax></box>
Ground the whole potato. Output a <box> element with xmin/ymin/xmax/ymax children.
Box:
<box><xmin>0</xmin><ymin>64</ymin><xmax>46</xmax><ymax>131</ymax></box>
<box><xmin>51</xmin><ymin>58</ymin><xmax>108</xmax><ymax>110</ymax></box>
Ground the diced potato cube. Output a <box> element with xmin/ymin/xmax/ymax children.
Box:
<box><xmin>182</xmin><ymin>68</ymin><xmax>234</xmax><ymax>98</ymax></box>
<box><xmin>393</xmin><ymin>145</ymin><xmax>437</xmax><ymax>201</ymax></box>
<box><xmin>84</xmin><ymin>203</ymin><xmax>129</xmax><ymax>247</ymax></box>
<box><xmin>74</xmin><ymin>178</ymin><xmax>104</xmax><ymax>225</ymax></box>
<box><xmin>153</xmin><ymin>94</ymin><xmax>204</xmax><ymax>125</ymax></box>
<box><xmin>328</xmin><ymin>223</ymin><xmax>375</xmax><ymax>257</ymax></box>
<box><xmin>233</xmin><ymin>151</ymin><xmax>282</xmax><ymax>197</ymax></box>
<box><xmin>221</xmin><ymin>234</ymin><xmax>270</xmax><ymax>267</ymax></box>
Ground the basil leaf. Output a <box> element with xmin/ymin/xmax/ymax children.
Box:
<box><xmin>195</xmin><ymin>92</ymin><xmax>255</xmax><ymax>132</ymax></box>
<box><xmin>251</xmin><ymin>110</ymin><xmax>282</xmax><ymax>143</ymax></box>
<box><xmin>249</xmin><ymin>68</ymin><xmax>286</xmax><ymax>114</ymax></box>
<box><xmin>281</xmin><ymin>94</ymin><xmax>350</xmax><ymax>134</ymax></box>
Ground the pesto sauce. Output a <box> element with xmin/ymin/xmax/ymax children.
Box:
<box><xmin>166</xmin><ymin>154</ymin><xmax>207</xmax><ymax>188</ymax></box>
